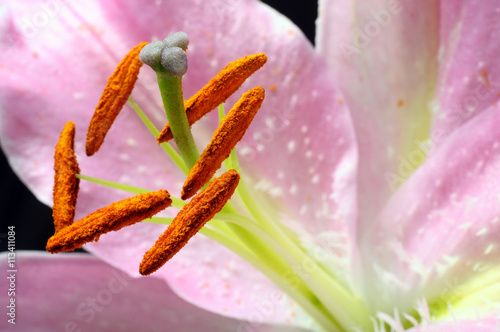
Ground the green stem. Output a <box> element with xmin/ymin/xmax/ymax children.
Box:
<box><xmin>218</xmin><ymin>103</ymin><xmax>364</xmax><ymax>329</ymax></box>
<box><xmin>143</xmin><ymin>215</ymin><xmax>338</xmax><ymax>330</ymax></box>
<box><xmin>214</xmin><ymin>221</ymin><xmax>342</xmax><ymax>330</ymax></box>
<box><xmin>218</xmin><ymin>132</ymin><xmax>370</xmax><ymax>329</ymax></box>
<box><xmin>147</xmin><ymin>216</ymin><xmax>340</xmax><ymax>332</ymax></box>
<box><xmin>155</xmin><ymin>67</ymin><xmax>199</xmax><ymax>169</ymax></box>
<box><xmin>236</xmin><ymin>178</ymin><xmax>371</xmax><ymax>330</ymax></box>
<box><xmin>216</xmin><ymin>213</ymin><xmax>354</xmax><ymax>327</ymax></box>
<box><xmin>195</xmin><ymin>226</ymin><xmax>341</xmax><ymax>332</ymax></box>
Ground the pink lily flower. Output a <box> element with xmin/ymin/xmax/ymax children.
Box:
<box><xmin>1</xmin><ymin>0</ymin><xmax>499</xmax><ymax>331</ymax></box>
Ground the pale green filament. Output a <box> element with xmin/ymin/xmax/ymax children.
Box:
<box><xmin>76</xmin><ymin>174</ymin><xmax>185</xmax><ymax>209</ymax></box>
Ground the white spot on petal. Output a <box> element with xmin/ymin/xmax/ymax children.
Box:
<box><xmin>484</xmin><ymin>243</ymin><xmax>494</xmax><ymax>255</ymax></box>
<box><xmin>265</xmin><ymin>117</ymin><xmax>274</xmax><ymax>129</ymax></box>
<box><xmin>458</xmin><ymin>222</ymin><xmax>471</xmax><ymax>230</ymax></box>
<box><xmin>73</xmin><ymin>92</ymin><xmax>84</xmax><ymax>100</ymax></box>
<box><xmin>239</xmin><ymin>146</ymin><xmax>254</xmax><ymax>157</ymax></box>
<box><xmin>126</xmin><ymin>138</ymin><xmax>137</xmax><ymax>147</ymax></box>
<box><xmin>269</xmin><ymin>187</ymin><xmax>283</xmax><ymax>198</ymax></box>
<box><xmin>119</xmin><ymin>175</ymin><xmax>131</xmax><ymax>183</ymax></box>
<box><xmin>476</xmin><ymin>227</ymin><xmax>488</xmax><ymax>236</ymax></box>
<box><xmin>119</xmin><ymin>153</ymin><xmax>130</xmax><ymax>161</ymax></box>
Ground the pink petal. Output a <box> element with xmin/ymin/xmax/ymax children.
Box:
<box><xmin>360</xmin><ymin>103</ymin><xmax>500</xmax><ymax>314</ymax></box>
<box><xmin>316</xmin><ymin>0</ymin><xmax>439</xmax><ymax>223</ymax></box>
<box><xmin>0</xmin><ymin>251</ymin><xmax>307</xmax><ymax>332</ymax></box>
<box><xmin>0</xmin><ymin>0</ymin><xmax>357</xmax><ymax>325</ymax></box>
<box><xmin>433</xmin><ymin>1</ymin><xmax>500</xmax><ymax>146</ymax></box>
<box><xmin>407</xmin><ymin>318</ymin><xmax>500</xmax><ymax>332</ymax></box>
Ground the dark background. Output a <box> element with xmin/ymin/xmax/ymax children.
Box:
<box><xmin>0</xmin><ymin>0</ymin><xmax>317</xmax><ymax>251</ymax></box>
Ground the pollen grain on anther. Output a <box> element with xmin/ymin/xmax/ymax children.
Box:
<box><xmin>52</xmin><ymin>121</ymin><xmax>80</xmax><ymax>233</ymax></box>
<box><xmin>86</xmin><ymin>42</ymin><xmax>148</xmax><ymax>156</ymax></box>
<box><xmin>157</xmin><ymin>53</ymin><xmax>267</xmax><ymax>143</ymax></box>
<box><xmin>181</xmin><ymin>86</ymin><xmax>264</xmax><ymax>200</ymax></box>
<box><xmin>139</xmin><ymin>170</ymin><xmax>240</xmax><ymax>276</ymax></box>
<box><xmin>46</xmin><ymin>190</ymin><xmax>172</xmax><ymax>253</ymax></box>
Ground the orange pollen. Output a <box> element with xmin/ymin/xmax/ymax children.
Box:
<box><xmin>85</xmin><ymin>42</ymin><xmax>148</xmax><ymax>156</ymax></box>
<box><xmin>181</xmin><ymin>86</ymin><xmax>265</xmax><ymax>200</ymax></box>
<box><xmin>156</xmin><ymin>53</ymin><xmax>267</xmax><ymax>144</ymax></box>
<box><xmin>52</xmin><ymin>121</ymin><xmax>80</xmax><ymax>233</ymax></box>
<box><xmin>139</xmin><ymin>170</ymin><xmax>240</xmax><ymax>276</ymax></box>
<box><xmin>46</xmin><ymin>190</ymin><xmax>172</xmax><ymax>253</ymax></box>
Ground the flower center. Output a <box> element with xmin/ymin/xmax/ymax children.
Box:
<box><xmin>46</xmin><ymin>32</ymin><xmax>376</xmax><ymax>332</ymax></box>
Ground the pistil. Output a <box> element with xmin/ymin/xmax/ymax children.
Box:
<box><xmin>139</xmin><ymin>33</ymin><xmax>200</xmax><ymax>169</ymax></box>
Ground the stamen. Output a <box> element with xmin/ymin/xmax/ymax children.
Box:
<box><xmin>52</xmin><ymin>121</ymin><xmax>80</xmax><ymax>233</ymax></box>
<box><xmin>157</xmin><ymin>53</ymin><xmax>267</xmax><ymax>143</ymax></box>
<box><xmin>46</xmin><ymin>190</ymin><xmax>172</xmax><ymax>253</ymax></box>
<box><xmin>181</xmin><ymin>87</ymin><xmax>264</xmax><ymax>200</ymax></box>
<box><xmin>139</xmin><ymin>170</ymin><xmax>240</xmax><ymax>275</ymax></box>
<box><xmin>86</xmin><ymin>42</ymin><xmax>148</xmax><ymax>156</ymax></box>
